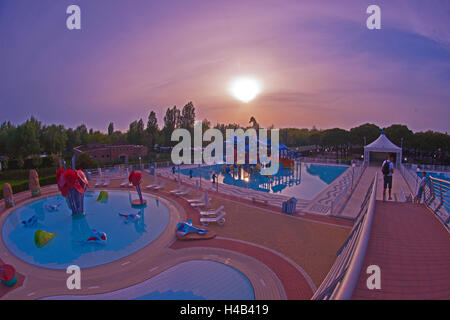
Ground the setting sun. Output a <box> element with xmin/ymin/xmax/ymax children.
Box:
<box><xmin>229</xmin><ymin>77</ymin><xmax>261</xmax><ymax>103</ymax></box>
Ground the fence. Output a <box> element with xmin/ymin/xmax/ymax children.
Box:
<box><xmin>329</xmin><ymin>162</ymin><xmax>367</xmax><ymax>215</ymax></box>
<box><xmin>312</xmin><ymin>172</ymin><xmax>377</xmax><ymax>300</ymax></box>
<box><xmin>423</xmin><ymin>176</ymin><xmax>450</xmax><ymax>230</ymax></box>
<box><xmin>300</xmin><ymin>157</ymin><xmax>356</xmax><ymax>166</ymax></box>
<box><xmin>400</xmin><ymin>163</ymin><xmax>449</xmax><ymax>230</ymax></box>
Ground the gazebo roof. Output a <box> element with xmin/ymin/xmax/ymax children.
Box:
<box><xmin>364</xmin><ymin>131</ymin><xmax>401</xmax><ymax>153</ymax></box>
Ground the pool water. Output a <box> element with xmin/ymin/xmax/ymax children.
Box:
<box><xmin>416</xmin><ymin>171</ymin><xmax>450</xmax><ymax>182</ymax></box>
<box><xmin>2</xmin><ymin>191</ymin><xmax>170</xmax><ymax>269</ymax></box>
<box><xmin>179</xmin><ymin>163</ymin><xmax>348</xmax><ymax>200</ymax></box>
<box><xmin>43</xmin><ymin>260</ymin><xmax>255</xmax><ymax>300</ymax></box>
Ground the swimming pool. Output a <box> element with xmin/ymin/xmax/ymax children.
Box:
<box><xmin>1</xmin><ymin>191</ymin><xmax>170</xmax><ymax>269</ymax></box>
<box><xmin>43</xmin><ymin>260</ymin><xmax>255</xmax><ymax>300</ymax></box>
<box><xmin>416</xmin><ymin>171</ymin><xmax>450</xmax><ymax>182</ymax></box>
<box><xmin>179</xmin><ymin>163</ymin><xmax>348</xmax><ymax>200</ymax></box>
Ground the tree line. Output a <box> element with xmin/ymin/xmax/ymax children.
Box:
<box><xmin>0</xmin><ymin>101</ymin><xmax>449</xmax><ymax>168</ymax></box>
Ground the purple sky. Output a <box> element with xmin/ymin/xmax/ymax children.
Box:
<box><xmin>0</xmin><ymin>0</ymin><xmax>449</xmax><ymax>133</ymax></box>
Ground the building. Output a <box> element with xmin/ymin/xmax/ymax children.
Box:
<box><xmin>73</xmin><ymin>143</ymin><xmax>148</xmax><ymax>163</ymax></box>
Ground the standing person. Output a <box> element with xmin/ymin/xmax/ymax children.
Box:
<box><xmin>172</xmin><ymin>166</ymin><xmax>176</xmax><ymax>174</ymax></box>
<box><xmin>381</xmin><ymin>154</ymin><xmax>395</xmax><ymax>201</ymax></box>
<box><xmin>212</xmin><ymin>173</ymin><xmax>216</xmax><ymax>185</ymax></box>
<box><xmin>414</xmin><ymin>171</ymin><xmax>428</xmax><ymax>204</ymax></box>
<box><xmin>189</xmin><ymin>169</ymin><xmax>193</xmax><ymax>179</ymax></box>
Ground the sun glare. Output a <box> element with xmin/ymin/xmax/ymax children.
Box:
<box><xmin>229</xmin><ymin>77</ymin><xmax>261</xmax><ymax>103</ymax></box>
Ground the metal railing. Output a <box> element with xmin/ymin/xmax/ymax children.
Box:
<box><xmin>400</xmin><ymin>164</ymin><xmax>450</xmax><ymax>230</ymax></box>
<box><xmin>300</xmin><ymin>157</ymin><xmax>359</xmax><ymax>166</ymax></box>
<box><xmin>423</xmin><ymin>176</ymin><xmax>450</xmax><ymax>230</ymax></box>
<box><xmin>330</xmin><ymin>162</ymin><xmax>367</xmax><ymax>215</ymax></box>
<box><xmin>312</xmin><ymin>172</ymin><xmax>377</xmax><ymax>300</ymax></box>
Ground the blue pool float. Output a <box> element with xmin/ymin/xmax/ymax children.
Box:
<box><xmin>119</xmin><ymin>212</ymin><xmax>141</xmax><ymax>223</ymax></box>
<box><xmin>176</xmin><ymin>219</ymin><xmax>209</xmax><ymax>237</ymax></box>
<box><xmin>44</xmin><ymin>203</ymin><xmax>61</xmax><ymax>212</ymax></box>
<box><xmin>21</xmin><ymin>215</ymin><xmax>38</xmax><ymax>227</ymax></box>
<box><xmin>79</xmin><ymin>229</ymin><xmax>107</xmax><ymax>245</ymax></box>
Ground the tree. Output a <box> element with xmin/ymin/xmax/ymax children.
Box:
<box><xmin>179</xmin><ymin>102</ymin><xmax>196</xmax><ymax>131</ymax></box>
<box><xmin>13</xmin><ymin>116</ymin><xmax>42</xmax><ymax>159</ymax></box>
<box><xmin>202</xmin><ymin>118</ymin><xmax>211</xmax><ymax>132</ymax></box>
<box><xmin>76</xmin><ymin>152</ymin><xmax>97</xmax><ymax>170</ymax></box>
<box><xmin>146</xmin><ymin>111</ymin><xmax>158</xmax><ymax>147</ymax></box>
<box><xmin>384</xmin><ymin>124</ymin><xmax>413</xmax><ymax>148</ymax></box>
<box><xmin>108</xmin><ymin>122</ymin><xmax>114</xmax><ymax>136</ymax></box>
<box><xmin>41</xmin><ymin>124</ymin><xmax>68</xmax><ymax>155</ymax></box>
<box><xmin>163</xmin><ymin>106</ymin><xmax>180</xmax><ymax>145</ymax></box>
<box><xmin>350</xmin><ymin>123</ymin><xmax>381</xmax><ymax>146</ymax></box>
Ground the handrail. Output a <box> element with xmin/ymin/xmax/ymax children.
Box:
<box><xmin>330</xmin><ymin>162</ymin><xmax>367</xmax><ymax>215</ymax></box>
<box><xmin>312</xmin><ymin>172</ymin><xmax>377</xmax><ymax>300</ymax></box>
<box><xmin>423</xmin><ymin>176</ymin><xmax>450</xmax><ymax>230</ymax></box>
<box><xmin>333</xmin><ymin>172</ymin><xmax>377</xmax><ymax>299</ymax></box>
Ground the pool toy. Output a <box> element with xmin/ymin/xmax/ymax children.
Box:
<box><xmin>29</xmin><ymin>169</ymin><xmax>41</xmax><ymax>197</ymax></box>
<box><xmin>119</xmin><ymin>212</ymin><xmax>141</xmax><ymax>223</ymax></box>
<box><xmin>80</xmin><ymin>229</ymin><xmax>107</xmax><ymax>245</ymax></box>
<box><xmin>96</xmin><ymin>191</ymin><xmax>109</xmax><ymax>202</ymax></box>
<box><xmin>22</xmin><ymin>215</ymin><xmax>38</xmax><ymax>227</ymax></box>
<box><xmin>34</xmin><ymin>230</ymin><xmax>56</xmax><ymax>248</ymax></box>
<box><xmin>0</xmin><ymin>264</ymin><xmax>17</xmax><ymax>287</ymax></box>
<box><xmin>44</xmin><ymin>203</ymin><xmax>61</xmax><ymax>212</ymax></box>
<box><xmin>2</xmin><ymin>183</ymin><xmax>14</xmax><ymax>208</ymax></box>
<box><xmin>56</xmin><ymin>168</ymin><xmax>88</xmax><ymax>215</ymax></box>
<box><xmin>176</xmin><ymin>219</ymin><xmax>216</xmax><ymax>240</ymax></box>
<box><xmin>129</xmin><ymin>171</ymin><xmax>147</xmax><ymax>207</ymax></box>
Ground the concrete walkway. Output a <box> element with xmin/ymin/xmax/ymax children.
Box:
<box><xmin>339</xmin><ymin>165</ymin><xmax>411</xmax><ymax>220</ymax></box>
<box><xmin>352</xmin><ymin>201</ymin><xmax>450</xmax><ymax>300</ymax></box>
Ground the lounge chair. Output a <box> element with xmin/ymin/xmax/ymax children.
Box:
<box><xmin>153</xmin><ymin>181</ymin><xmax>166</xmax><ymax>191</ymax></box>
<box><xmin>94</xmin><ymin>179</ymin><xmax>102</xmax><ymax>188</ymax></box>
<box><xmin>191</xmin><ymin>200</ymin><xmax>209</xmax><ymax>208</ymax></box>
<box><xmin>170</xmin><ymin>185</ymin><xmax>184</xmax><ymax>194</ymax></box>
<box><xmin>145</xmin><ymin>181</ymin><xmax>158</xmax><ymax>189</ymax></box>
<box><xmin>200</xmin><ymin>211</ymin><xmax>226</xmax><ymax>226</ymax></box>
<box><xmin>186</xmin><ymin>194</ymin><xmax>207</xmax><ymax>203</ymax></box>
<box><xmin>199</xmin><ymin>205</ymin><xmax>224</xmax><ymax>216</ymax></box>
<box><xmin>175</xmin><ymin>187</ymin><xmax>191</xmax><ymax>197</ymax></box>
<box><xmin>120</xmin><ymin>179</ymin><xmax>128</xmax><ymax>187</ymax></box>
<box><xmin>103</xmin><ymin>179</ymin><xmax>109</xmax><ymax>187</ymax></box>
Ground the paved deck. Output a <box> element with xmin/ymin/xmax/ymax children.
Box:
<box><xmin>339</xmin><ymin>165</ymin><xmax>411</xmax><ymax>220</ymax></box>
<box><xmin>352</xmin><ymin>201</ymin><xmax>450</xmax><ymax>300</ymax></box>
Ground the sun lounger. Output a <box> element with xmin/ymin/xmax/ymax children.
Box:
<box><xmin>153</xmin><ymin>181</ymin><xmax>166</xmax><ymax>191</ymax></box>
<box><xmin>94</xmin><ymin>179</ymin><xmax>102</xmax><ymax>187</ymax></box>
<box><xmin>103</xmin><ymin>179</ymin><xmax>109</xmax><ymax>187</ymax></box>
<box><xmin>191</xmin><ymin>200</ymin><xmax>209</xmax><ymax>208</ymax></box>
<box><xmin>186</xmin><ymin>194</ymin><xmax>207</xmax><ymax>203</ymax></box>
<box><xmin>199</xmin><ymin>205</ymin><xmax>224</xmax><ymax>216</ymax></box>
<box><xmin>170</xmin><ymin>185</ymin><xmax>184</xmax><ymax>194</ymax></box>
<box><xmin>252</xmin><ymin>197</ymin><xmax>268</xmax><ymax>205</ymax></box>
<box><xmin>146</xmin><ymin>182</ymin><xmax>158</xmax><ymax>189</ymax></box>
<box><xmin>200</xmin><ymin>211</ymin><xmax>226</xmax><ymax>226</ymax></box>
<box><xmin>120</xmin><ymin>179</ymin><xmax>128</xmax><ymax>187</ymax></box>
<box><xmin>175</xmin><ymin>187</ymin><xmax>191</xmax><ymax>197</ymax></box>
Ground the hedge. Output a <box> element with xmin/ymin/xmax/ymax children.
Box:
<box><xmin>0</xmin><ymin>167</ymin><xmax>57</xmax><ymax>181</ymax></box>
<box><xmin>0</xmin><ymin>176</ymin><xmax>57</xmax><ymax>200</ymax></box>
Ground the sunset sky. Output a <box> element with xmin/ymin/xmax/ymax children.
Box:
<box><xmin>0</xmin><ymin>0</ymin><xmax>449</xmax><ymax>132</ymax></box>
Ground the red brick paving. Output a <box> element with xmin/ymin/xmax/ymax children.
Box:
<box><xmin>171</xmin><ymin>238</ymin><xmax>314</xmax><ymax>300</ymax></box>
<box><xmin>352</xmin><ymin>201</ymin><xmax>450</xmax><ymax>300</ymax></box>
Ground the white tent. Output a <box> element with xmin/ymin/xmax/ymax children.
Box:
<box><xmin>364</xmin><ymin>131</ymin><xmax>402</xmax><ymax>167</ymax></box>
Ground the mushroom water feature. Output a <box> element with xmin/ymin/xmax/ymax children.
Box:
<box><xmin>129</xmin><ymin>171</ymin><xmax>147</xmax><ymax>207</ymax></box>
<box><xmin>56</xmin><ymin>168</ymin><xmax>88</xmax><ymax>215</ymax></box>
